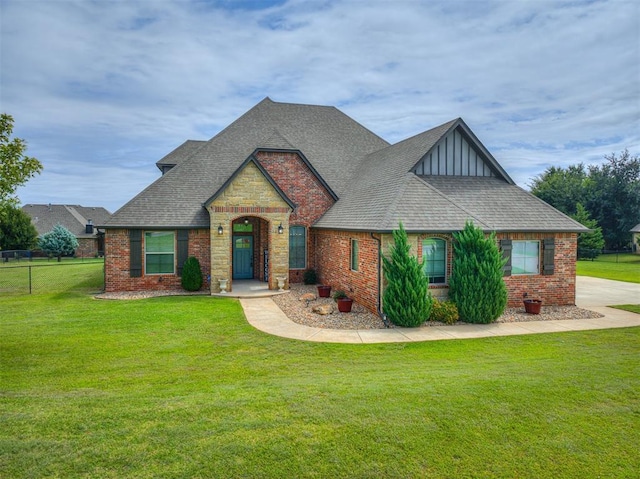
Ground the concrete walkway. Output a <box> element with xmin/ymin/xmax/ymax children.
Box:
<box><xmin>240</xmin><ymin>277</ymin><xmax>640</xmax><ymax>343</ymax></box>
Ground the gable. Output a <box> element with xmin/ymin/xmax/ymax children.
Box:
<box><xmin>411</xmin><ymin>122</ymin><xmax>514</xmax><ymax>184</ymax></box>
<box><xmin>205</xmin><ymin>159</ymin><xmax>294</xmax><ymax>211</ymax></box>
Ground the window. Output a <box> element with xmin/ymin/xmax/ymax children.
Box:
<box><xmin>289</xmin><ymin>226</ymin><xmax>306</xmax><ymax>269</ymax></box>
<box><xmin>351</xmin><ymin>239</ymin><xmax>359</xmax><ymax>271</ymax></box>
<box><xmin>512</xmin><ymin>240</ymin><xmax>539</xmax><ymax>275</ymax></box>
<box><xmin>145</xmin><ymin>231</ymin><xmax>175</xmax><ymax>274</ymax></box>
<box><xmin>423</xmin><ymin>238</ymin><xmax>446</xmax><ymax>284</ymax></box>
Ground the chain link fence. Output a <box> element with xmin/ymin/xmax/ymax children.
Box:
<box><xmin>0</xmin><ymin>259</ymin><xmax>105</xmax><ymax>295</ymax></box>
<box><xmin>578</xmin><ymin>249</ymin><xmax>636</xmax><ymax>261</ymax></box>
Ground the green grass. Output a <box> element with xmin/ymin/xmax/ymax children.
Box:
<box><xmin>577</xmin><ymin>253</ymin><xmax>640</xmax><ymax>283</ymax></box>
<box><xmin>0</xmin><ymin>261</ymin><xmax>104</xmax><ymax>294</ymax></box>
<box><xmin>2</xmin><ymin>292</ymin><xmax>639</xmax><ymax>478</ymax></box>
<box><xmin>610</xmin><ymin>304</ymin><xmax>640</xmax><ymax>314</ymax></box>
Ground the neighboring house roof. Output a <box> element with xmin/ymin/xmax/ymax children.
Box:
<box><xmin>104</xmin><ymin>98</ymin><xmax>587</xmax><ymax>233</ymax></box>
<box><xmin>631</xmin><ymin>224</ymin><xmax>640</xmax><ymax>233</ymax></box>
<box><xmin>22</xmin><ymin>204</ymin><xmax>111</xmax><ymax>238</ymax></box>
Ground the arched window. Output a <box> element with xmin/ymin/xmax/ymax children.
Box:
<box><xmin>423</xmin><ymin>238</ymin><xmax>446</xmax><ymax>284</ymax></box>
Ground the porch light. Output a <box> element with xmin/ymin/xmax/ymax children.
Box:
<box><xmin>244</xmin><ymin>218</ymin><xmax>249</xmax><ymax>225</ymax></box>
<box><xmin>217</xmin><ymin>224</ymin><xmax>223</xmax><ymax>235</ymax></box>
<box><xmin>278</xmin><ymin>223</ymin><xmax>284</xmax><ymax>234</ymax></box>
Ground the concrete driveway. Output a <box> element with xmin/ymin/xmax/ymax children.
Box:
<box><xmin>576</xmin><ymin>276</ymin><xmax>640</xmax><ymax>308</ymax></box>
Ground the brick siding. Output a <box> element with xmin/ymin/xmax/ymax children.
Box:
<box><xmin>104</xmin><ymin>228</ymin><xmax>210</xmax><ymax>292</ymax></box>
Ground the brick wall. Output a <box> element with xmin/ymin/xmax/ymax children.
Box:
<box><xmin>104</xmin><ymin>228</ymin><xmax>210</xmax><ymax>292</ymax></box>
<box><xmin>256</xmin><ymin>151</ymin><xmax>335</xmax><ymax>283</ymax></box>
<box><xmin>497</xmin><ymin>232</ymin><xmax>578</xmax><ymax>307</ymax></box>
<box><xmin>313</xmin><ymin>230</ymin><xmax>578</xmax><ymax>315</ymax></box>
<box><xmin>314</xmin><ymin>229</ymin><xmax>380</xmax><ymax>314</ymax></box>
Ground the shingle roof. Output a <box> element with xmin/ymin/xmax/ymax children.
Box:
<box><xmin>631</xmin><ymin>223</ymin><xmax>640</xmax><ymax>233</ymax></box>
<box><xmin>105</xmin><ymin>98</ymin><xmax>588</xmax><ymax>233</ymax></box>
<box><xmin>22</xmin><ymin>204</ymin><xmax>112</xmax><ymax>238</ymax></box>
<box><xmin>105</xmin><ymin>98</ymin><xmax>389</xmax><ymax>228</ymax></box>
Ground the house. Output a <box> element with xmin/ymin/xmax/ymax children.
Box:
<box><xmin>23</xmin><ymin>204</ymin><xmax>111</xmax><ymax>257</ymax></box>
<box><xmin>102</xmin><ymin>98</ymin><xmax>587</xmax><ymax>313</ymax></box>
<box><xmin>632</xmin><ymin>224</ymin><xmax>640</xmax><ymax>253</ymax></box>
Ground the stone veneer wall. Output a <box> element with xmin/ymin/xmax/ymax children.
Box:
<box><xmin>104</xmin><ymin>228</ymin><xmax>210</xmax><ymax>292</ymax></box>
<box><xmin>208</xmin><ymin>161</ymin><xmax>291</xmax><ymax>292</ymax></box>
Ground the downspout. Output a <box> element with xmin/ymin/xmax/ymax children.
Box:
<box><xmin>370</xmin><ymin>232</ymin><xmax>390</xmax><ymax>328</ymax></box>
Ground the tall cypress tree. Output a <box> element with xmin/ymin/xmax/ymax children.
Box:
<box><xmin>382</xmin><ymin>222</ymin><xmax>432</xmax><ymax>327</ymax></box>
<box><xmin>449</xmin><ymin>221</ymin><xmax>507</xmax><ymax>324</ymax></box>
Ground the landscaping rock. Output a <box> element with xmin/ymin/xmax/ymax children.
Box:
<box><xmin>300</xmin><ymin>293</ymin><xmax>316</xmax><ymax>302</ymax></box>
<box><xmin>312</xmin><ymin>304</ymin><xmax>334</xmax><ymax>315</ymax></box>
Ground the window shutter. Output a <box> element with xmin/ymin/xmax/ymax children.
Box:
<box><xmin>129</xmin><ymin>229</ymin><xmax>142</xmax><ymax>278</ymax></box>
<box><xmin>543</xmin><ymin>237</ymin><xmax>555</xmax><ymax>275</ymax></box>
<box><xmin>177</xmin><ymin>230</ymin><xmax>189</xmax><ymax>276</ymax></box>
<box><xmin>501</xmin><ymin>239</ymin><xmax>512</xmax><ymax>276</ymax></box>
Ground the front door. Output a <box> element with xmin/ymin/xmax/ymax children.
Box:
<box><xmin>233</xmin><ymin>235</ymin><xmax>253</xmax><ymax>279</ymax></box>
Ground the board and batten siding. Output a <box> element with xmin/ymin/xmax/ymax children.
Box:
<box><xmin>413</xmin><ymin>127</ymin><xmax>495</xmax><ymax>177</ymax></box>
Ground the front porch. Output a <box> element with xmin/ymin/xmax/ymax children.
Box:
<box><xmin>211</xmin><ymin>279</ymin><xmax>290</xmax><ymax>298</ymax></box>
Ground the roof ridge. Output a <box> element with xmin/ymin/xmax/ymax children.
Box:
<box><xmin>63</xmin><ymin>205</ymin><xmax>88</xmax><ymax>226</ymax></box>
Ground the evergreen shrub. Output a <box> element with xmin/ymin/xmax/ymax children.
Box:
<box><xmin>448</xmin><ymin>221</ymin><xmax>507</xmax><ymax>324</ymax></box>
<box><xmin>303</xmin><ymin>268</ymin><xmax>318</xmax><ymax>285</ymax></box>
<box><xmin>430</xmin><ymin>299</ymin><xmax>459</xmax><ymax>325</ymax></box>
<box><xmin>382</xmin><ymin>222</ymin><xmax>432</xmax><ymax>327</ymax></box>
<box><xmin>181</xmin><ymin>256</ymin><xmax>203</xmax><ymax>291</ymax></box>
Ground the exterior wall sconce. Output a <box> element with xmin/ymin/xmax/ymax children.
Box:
<box><xmin>217</xmin><ymin>224</ymin><xmax>223</xmax><ymax>235</ymax></box>
<box><xmin>244</xmin><ymin>218</ymin><xmax>249</xmax><ymax>225</ymax></box>
<box><xmin>278</xmin><ymin>223</ymin><xmax>284</xmax><ymax>234</ymax></box>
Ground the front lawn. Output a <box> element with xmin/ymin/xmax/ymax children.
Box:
<box><xmin>577</xmin><ymin>253</ymin><xmax>640</xmax><ymax>283</ymax></box>
<box><xmin>1</xmin><ymin>293</ymin><xmax>638</xmax><ymax>478</ymax></box>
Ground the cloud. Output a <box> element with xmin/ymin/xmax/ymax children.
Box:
<box><xmin>2</xmin><ymin>0</ymin><xmax>638</xmax><ymax>212</ymax></box>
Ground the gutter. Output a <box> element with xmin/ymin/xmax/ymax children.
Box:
<box><xmin>370</xmin><ymin>232</ymin><xmax>390</xmax><ymax>328</ymax></box>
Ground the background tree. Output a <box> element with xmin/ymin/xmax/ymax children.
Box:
<box><xmin>0</xmin><ymin>204</ymin><xmax>38</xmax><ymax>251</ymax></box>
<box><xmin>531</xmin><ymin>150</ymin><xmax>640</xmax><ymax>250</ymax></box>
<box><xmin>571</xmin><ymin>203</ymin><xmax>605</xmax><ymax>259</ymax></box>
<box><xmin>529</xmin><ymin>164</ymin><xmax>587</xmax><ymax>216</ymax></box>
<box><xmin>0</xmin><ymin>113</ymin><xmax>43</xmax><ymax>210</ymax></box>
<box><xmin>382</xmin><ymin>222</ymin><xmax>432</xmax><ymax>327</ymax></box>
<box><xmin>38</xmin><ymin>225</ymin><xmax>78</xmax><ymax>261</ymax></box>
<box><xmin>583</xmin><ymin>150</ymin><xmax>640</xmax><ymax>249</ymax></box>
<box><xmin>448</xmin><ymin>221</ymin><xmax>507</xmax><ymax>324</ymax></box>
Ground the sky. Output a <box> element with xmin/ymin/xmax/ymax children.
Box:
<box><xmin>1</xmin><ymin>0</ymin><xmax>638</xmax><ymax>214</ymax></box>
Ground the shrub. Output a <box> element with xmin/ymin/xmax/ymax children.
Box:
<box><xmin>448</xmin><ymin>221</ymin><xmax>507</xmax><ymax>324</ymax></box>
<box><xmin>382</xmin><ymin>222</ymin><xmax>432</xmax><ymax>327</ymax></box>
<box><xmin>181</xmin><ymin>256</ymin><xmax>203</xmax><ymax>291</ymax></box>
<box><xmin>38</xmin><ymin>224</ymin><xmax>78</xmax><ymax>262</ymax></box>
<box><xmin>430</xmin><ymin>299</ymin><xmax>459</xmax><ymax>325</ymax></box>
<box><xmin>303</xmin><ymin>268</ymin><xmax>318</xmax><ymax>285</ymax></box>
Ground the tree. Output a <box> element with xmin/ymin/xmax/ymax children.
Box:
<box><xmin>448</xmin><ymin>221</ymin><xmax>507</xmax><ymax>324</ymax></box>
<box><xmin>571</xmin><ymin>203</ymin><xmax>605</xmax><ymax>259</ymax></box>
<box><xmin>0</xmin><ymin>114</ymin><xmax>43</xmax><ymax>209</ymax></box>
<box><xmin>529</xmin><ymin>164</ymin><xmax>587</xmax><ymax>216</ymax></box>
<box><xmin>38</xmin><ymin>225</ymin><xmax>78</xmax><ymax>261</ymax></box>
<box><xmin>583</xmin><ymin>150</ymin><xmax>640</xmax><ymax>249</ymax></box>
<box><xmin>531</xmin><ymin>150</ymin><xmax>640</xmax><ymax>250</ymax></box>
<box><xmin>382</xmin><ymin>222</ymin><xmax>432</xmax><ymax>327</ymax></box>
<box><xmin>0</xmin><ymin>204</ymin><xmax>38</xmax><ymax>251</ymax></box>
<box><xmin>181</xmin><ymin>256</ymin><xmax>203</xmax><ymax>291</ymax></box>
